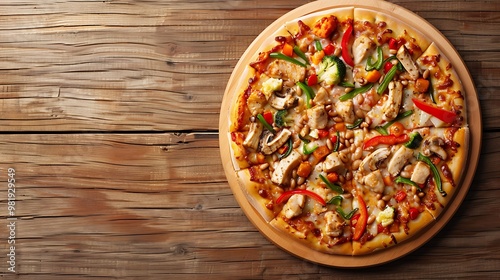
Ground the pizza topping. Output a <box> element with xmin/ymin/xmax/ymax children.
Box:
<box><xmin>271</xmin><ymin>150</ymin><xmax>302</xmax><ymax>185</ymax></box>
<box><xmin>276</xmin><ymin>189</ymin><xmax>327</xmax><ymax>207</ymax></box>
<box><xmin>323</xmin><ymin>152</ymin><xmax>345</xmax><ymax>174</ymax></box>
<box><xmin>317</xmin><ymin>55</ymin><xmax>346</xmax><ymax>86</ymax></box>
<box><xmin>417</xmin><ymin>153</ymin><xmax>446</xmax><ymax>197</ymax></box>
<box><xmin>319</xmin><ymin>174</ymin><xmax>343</xmax><ymax>194</ymax></box>
<box><xmin>269</xmin><ymin>52</ymin><xmax>307</xmax><ymax>68</ymax></box>
<box><xmin>363</xmin><ymin>170</ymin><xmax>385</xmax><ymax>194</ymax></box>
<box><xmin>366</xmin><ymin>46</ymin><xmax>384</xmax><ymax>71</ymax></box>
<box><xmin>267</xmin><ymin>58</ymin><xmax>307</xmax><ymax>83</ymax></box>
<box><xmin>352</xmin><ymin>34</ymin><xmax>375</xmax><ymax>65</ymax></box>
<box><xmin>359</xmin><ymin>148</ymin><xmax>391</xmax><ymax>173</ymax></box>
<box><xmin>410</xmin><ymin>161</ymin><xmax>431</xmax><ymax>185</ymax></box>
<box><xmin>377</xmin><ymin>63</ymin><xmax>399</xmax><ymax>94</ymax></box>
<box><xmin>282</xmin><ymin>194</ymin><xmax>306</xmax><ymax>219</ymax></box>
<box><xmin>335</xmin><ymin>99</ymin><xmax>356</xmax><ymax>123</ymax></box>
<box><xmin>363</xmin><ymin>134</ymin><xmax>410</xmax><ymax>150</ymax></box>
<box><xmin>306</xmin><ymin>105</ymin><xmax>328</xmax><ymax>129</ymax></box>
<box><xmin>247</xmin><ymin>90</ymin><xmax>267</xmax><ymax>116</ymax></box>
<box><xmin>312</xmin><ymin>15</ymin><xmax>338</xmax><ymax>38</ymax></box>
<box><xmin>405</xmin><ymin>131</ymin><xmax>423</xmax><ymax>149</ymax></box>
<box><xmin>376</xmin><ymin>207</ymin><xmax>395</xmax><ymax>227</ymax></box>
<box><xmin>412</xmin><ymin>98</ymin><xmax>458</xmax><ymax>124</ymax></box>
<box><xmin>269</xmin><ymin>92</ymin><xmax>298</xmax><ymax>110</ymax></box>
<box><xmin>339</xmin><ymin>83</ymin><xmax>373</xmax><ymax>101</ymax></box>
<box><xmin>396</xmin><ymin>45</ymin><xmax>420</xmax><ymax>80</ymax></box>
<box><xmin>381</xmin><ymin>80</ymin><xmax>404</xmax><ymax>120</ymax></box>
<box><xmin>324</xmin><ymin>211</ymin><xmax>345</xmax><ymax>237</ymax></box>
<box><xmin>422</xmin><ymin>136</ymin><xmax>447</xmax><ymax>160</ymax></box>
<box><xmin>352</xmin><ymin>195</ymin><xmax>368</xmax><ymax>241</ymax></box>
<box><xmin>256</xmin><ymin>113</ymin><xmax>276</xmax><ymax>134</ymax></box>
<box><xmin>296</xmin><ymin>81</ymin><xmax>315</xmax><ymax>108</ymax></box>
<box><xmin>260</xmin><ymin>129</ymin><xmax>292</xmax><ymax>155</ymax></box>
<box><xmin>243</xmin><ymin>121</ymin><xmax>263</xmax><ymax>150</ymax></box>
<box><xmin>261</xmin><ymin>77</ymin><xmax>283</xmax><ymax>98</ymax></box>
<box><xmin>388</xmin><ymin>145</ymin><xmax>414</xmax><ymax>176</ymax></box>
<box><xmin>341</xmin><ymin>24</ymin><xmax>355</xmax><ymax>67</ymax></box>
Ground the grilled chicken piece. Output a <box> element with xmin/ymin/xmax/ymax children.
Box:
<box><xmin>396</xmin><ymin>45</ymin><xmax>420</xmax><ymax>80</ymax></box>
<box><xmin>324</xmin><ymin>211</ymin><xmax>344</xmax><ymax>237</ymax></box>
<box><xmin>388</xmin><ymin>146</ymin><xmax>414</xmax><ymax>176</ymax></box>
<box><xmin>364</xmin><ymin>170</ymin><xmax>385</xmax><ymax>194</ymax></box>
<box><xmin>307</xmin><ymin>105</ymin><xmax>328</xmax><ymax>130</ymax></box>
<box><xmin>323</xmin><ymin>152</ymin><xmax>344</xmax><ymax>173</ymax></box>
<box><xmin>312</xmin><ymin>86</ymin><xmax>330</xmax><ymax>106</ymax></box>
<box><xmin>242</xmin><ymin>121</ymin><xmax>263</xmax><ymax>150</ymax></box>
<box><xmin>411</xmin><ymin>161</ymin><xmax>431</xmax><ymax>184</ymax></box>
<box><xmin>246</xmin><ymin>89</ymin><xmax>266</xmax><ymax>116</ymax></box>
<box><xmin>267</xmin><ymin>59</ymin><xmax>306</xmax><ymax>84</ymax></box>
<box><xmin>381</xmin><ymin>81</ymin><xmax>403</xmax><ymax>121</ymax></box>
<box><xmin>352</xmin><ymin>35</ymin><xmax>375</xmax><ymax>65</ymax></box>
<box><xmin>283</xmin><ymin>194</ymin><xmax>305</xmax><ymax>219</ymax></box>
<box><xmin>271</xmin><ymin>150</ymin><xmax>302</xmax><ymax>186</ymax></box>
<box><xmin>335</xmin><ymin>100</ymin><xmax>356</xmax><ymax>124</ymax></box>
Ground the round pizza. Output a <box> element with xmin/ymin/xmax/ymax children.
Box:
<box><xmin>225</xmin><ymin>6</ymin><xmax>469</xmax><ymax>255</ymax></box>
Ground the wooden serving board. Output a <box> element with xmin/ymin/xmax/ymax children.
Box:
<box><xmin>219</xmin><ymin>0</ymin><xmax>481</xmax><ymax>267</ymax></box>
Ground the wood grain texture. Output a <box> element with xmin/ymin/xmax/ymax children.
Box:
<box><xmin>0</xmin><ymin>0</ymin><xmax>496</xmax><ymax>131</ymax></box>
<box><xmin>0</xmin><ymin>0</ymin><xmax>497</xmax><ymax>278</ymax></box>
<box><xmin>0</xmin><ymin>132</ymin><xmax>498</xmax><ymax>278</ymax></box>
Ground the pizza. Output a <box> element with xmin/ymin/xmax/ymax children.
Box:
<box><xmin>226</xmin><ymin>7</ymin><xmax>469</xmax><ymax>255</ymax></box>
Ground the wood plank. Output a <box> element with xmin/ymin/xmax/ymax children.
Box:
<box><xmin>0</xmin><ymin>131</ymin><xmax>498</xmax><ymax>277</ymax></box>
<box><xmin>0</xmin><ymin>0</ymin><xmax>498</xmax><ymax>131</ymax></box>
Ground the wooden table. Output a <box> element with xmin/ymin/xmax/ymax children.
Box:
<box><xmin>0</xmin><ymin>0</ymin><xmax>498</xmax><ymax>278</ymax></box>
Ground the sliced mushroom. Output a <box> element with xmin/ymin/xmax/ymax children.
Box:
<box><xmin>359</xmin><ymin>148</ymin><xmax>391</xmax><ymax>173</ymax></box>
<box><xmin>387</xmin><ymin>146</ymin><xmax>414</xmax><ymax>176</ymax></box>
<box><xmin>242</xmin><ymin>121</ymin><xmax>263</xmax><ymax>150</ymax></box>
<box><xmin>323</xmin><ymin>211</ymin><xmax>345</xmax><ymax>237</ymax></box>
<box><xmin>381</xmin><ymin>81</ymin><xmax>403</xmax><ymax>121</ymax></box>
<box><xmin>396</xmin><ymin>45</ymin><xmax>420</xmax><ymax>80</ymax></box>
<box><xmin>411</xmin><ymin>161</ymin><xmax>431</xmax><ymax>185</ymax></box>
<box><xmin>422</xmin><ymin>136</ymin><xmax>448</xmax><ymax>160</ymax></box>
<box><xmin>306</xmin><ymin>105</ymin><xmax>328</xmax><ymax>130</ymax></box>
<box><xmin>260</xmin><ymin>129</ymin><xmax>292</xmax><ymax>155</ymax></box>
<box><xmin>352</xmin><ymin>35</ymin><xmax>375</xmax><ymax>65</ymax></box>
<box><xmin>269</xmin><ymin>94</ymin><xmax>298</xmax><ymax>110</ymax></box>
<box><xmin>271</xmin><ymin>150</ymin><xmax>302</xmax><ymax>186</ymax></box>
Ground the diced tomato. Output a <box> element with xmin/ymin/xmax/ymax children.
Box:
<box><xmin>388</xmin><ymin>122</ymin><xmax>405</xmax><ymax>137</ymax></box>
<box><xmin>307</xmin><ymin>74</ymin><xmax>318</xmax><ymax>86</ymax></box>
<box><xmin>318</xmin><ymin>129</ymin><xmax>329</xmax><ymax>138</ymax></box>
<box><xmin>388</xmin><ymin>38</ymin><xmax>398</xmax><ymax>50</ymax></box>
<box><xmin>323</xmin><ymin>43</ymin><xmax>335</xmax><ymax>55</ymax></box>
<box><xmin>377</xmin><ymin>223</ymin><xmax>385</xmax><ymax>234</ymax></box>
<box><xmin>384</xmin><ymin>61</ymin><xmax>394</xmax><ymax>73</ymax></box>
<box><xmin>262</xmin><ymin>111</ymin><xmax>273</xmax><ymax>125</ymax></box>
<box><xmin>394</xmin><ymin>190</ymin><xmax>407</xmax><ymax>202</ymax></box>
<box><xmin>409</xmin><ymin>207</ymin><xmax>420</xmax><ymax>220</ymax></box>
<box><xmin>327</xmin><ymin>172</ymin><xmax>339</xmax><ymax>183</ymax></box>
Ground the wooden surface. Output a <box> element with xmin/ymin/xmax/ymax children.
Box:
<box><xmin>0</xmin><ymin>0</ymin><xmax>498</xmax><ymax>278</ymax></box>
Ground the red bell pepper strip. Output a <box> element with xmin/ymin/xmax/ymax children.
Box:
<box><xmin>352</xmin><ymin>194</ymin><xmax>368</xmax><ymax>241</ymax></box>
<box><xmin>412</xmin><ymin>98</ymin><xmax>458</xmax><ymax>123</ymax></box>
<box><xmin>276</xmin><ymin>189</ymin><xmax>326</xmax><ymax>207</ymax></box>
<box><xmin>341</xmin><ymin>24</ymin><xmax>354</xmax><ymax>67</ymax></box>
<box><xmin>363</xmin><ymin>134</ymin><xmax>410</xmax><ymax>150</ymax></box>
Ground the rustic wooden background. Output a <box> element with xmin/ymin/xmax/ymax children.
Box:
<box><xmin>0</xmin><ymin>0</ymin><xmax>498</xmax><ymax>278</ymax></box>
